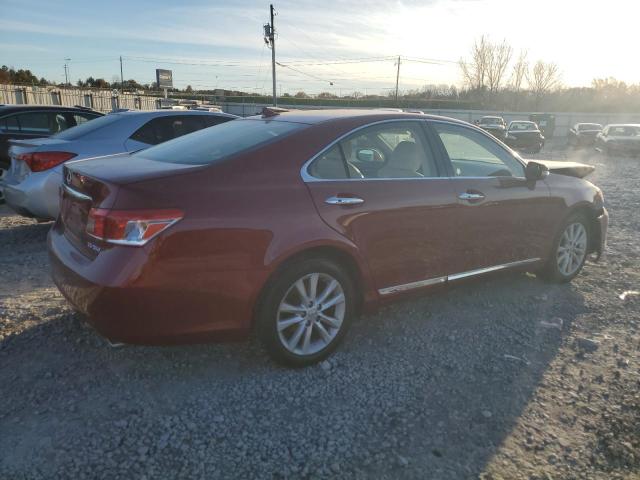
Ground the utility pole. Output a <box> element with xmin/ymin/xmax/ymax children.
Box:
<box><xmin>394</xmin><ymin>55</ymin><xmax>401</xmax><ymax>106</ymax></box>
<box><xmin>64</xmin><ymin>58</ymin><xmax>71</xmax><ymax>86</ymax></box>
<box><xmin>119</xmin><ymin>55</ymin><xmax>124</xmax><ymax>93</ymax></box>
<box><xmin>264</xmin><ymin>4</ymin><xmax>277</xmax><ymax>106</ymax></box>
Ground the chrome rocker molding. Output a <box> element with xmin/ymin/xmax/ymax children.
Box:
<box><xmin>378</xmin><ymin>258</ymin><xmax>541</xmax><ymax>296</ymax></box>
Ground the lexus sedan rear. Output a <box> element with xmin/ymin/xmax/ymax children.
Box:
<box><xmin>48</xmin><ymin>109</ymin><xmax>608</xmax><ymax>366</ymax></box>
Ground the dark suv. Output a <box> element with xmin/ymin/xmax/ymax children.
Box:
<box><xmin>0</xmin><ymin>105</ymin><xmax>103</xmax><ymax>171</ymax></box>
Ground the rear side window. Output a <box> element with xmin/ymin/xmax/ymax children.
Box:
<box><xmin>15</xmin><ymin>112</ymin><xmax>51</xmax><ymax>134</ymax></box>
<box><xmin>0</xmin><ymin>115</ymin><xmax>20</xmax><ymax>133</ymax></box>
<box><xmin>137</xmin><ymin>119</ymin><xmax>303</xmax><ymax>165</ymax></box>
<box><xmin>203</xmin><ymin>116</ymin><xmax>233</xmax><ymax>127</ymax></box>
<box><xmin>72</xmin><ymin>113</ymin><xmax>99</xmax><ymax>126</ymax></box>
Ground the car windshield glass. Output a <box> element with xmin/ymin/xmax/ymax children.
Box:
<box><xmin>579</xmin><ymin>124</ymin><xmax>602</xmax><ymax>131</ymax></box>
<box><xmin>53</xmin><ymin>113</ymin><xmax>120</xmax><ymax>140</ymax></box>
<box><xmin>480</xmin><ymin>117</ymin><xmax>500</xmax><ymax>124</ymax></box>
<box><xmin>510</xmin><ymin>122</ymin><xmax>535</xmax><ymax>131</ymax></box>
<box><xmin>137</xmin><ymin>119</ymin><xmax>306</xmax><ymax>165</ymax></box>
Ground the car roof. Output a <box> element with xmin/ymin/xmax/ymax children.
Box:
<box><xmin>0</xmin><ymin>104</ymin><xmax>102</xmax><ymax>115</ymax></box>
<box><xmin>481</xmin><ymin>115</ymin><xmax>502</xmax><ymax>119</ymax></box>
<box><xmin>249</xmin><ymin>108</ymin><xmax>464</xmax><ymax>126</ymax></box>
<box><xmin>606</xmin><ymin>123</ymin><xmax>640</xmax><ymax>127</ymax></box>
<box><xmin>107</xmin><ymin>109</ymin><xmax>236</xmax><ymax>119</ymax></box>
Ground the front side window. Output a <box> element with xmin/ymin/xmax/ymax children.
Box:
<box><xmin>309</xmin><ymin>121</ymin><xmax>438</xmax><ymax>179</ymax></box>
<box><xmin>433</xmin><ymin>122</ymin><xmax>524</xmax><ymax>178</ymax></box>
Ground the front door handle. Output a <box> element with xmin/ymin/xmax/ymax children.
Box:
<box><xmin>458</xmin><ymin>192</ymin><xmax>485</xmax><ymax>201</ymax></box>
<box><xmin>325</xmin><ymin>195</ymin><xmax>364</xmax><ymax>206</ymax></box>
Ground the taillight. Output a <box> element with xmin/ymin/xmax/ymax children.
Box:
<box><xmin>86</xmin><ymin>208</ymin><xmax>183</xmax><ymax>246</ymax></box>
<box><xmin>18</xmin><ymin>152</ymin><xmax>77</xmax><ymax>172</ymax></box>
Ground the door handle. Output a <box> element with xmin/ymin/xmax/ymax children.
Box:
<box><xmin>458</xmin><ymin>192</ymin><xmax>485</xmax><ymax>201</ymax></box>
<box><xmin>325</xmin><ymin>195</ymin><xmax>364</xmax><ymax>206</ymax></box>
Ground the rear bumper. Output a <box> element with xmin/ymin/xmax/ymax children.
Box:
<box><xmin>48</xmin><ymin>224</ymin><xmax>267</xmax><ymax>345</ymax></box>
<box><xmin>3</xmin><ymin>169</ymin><xmax>61</xmax><ymax>219</ymax></box>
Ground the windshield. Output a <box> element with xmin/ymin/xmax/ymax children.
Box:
<box><xmin>480</xmin><ymin>117</ymin><xmax>501</xmax><ymax>125</ymax></box>
<box><xmin>509</xmin><ymin>122</ymin><xmax>536</xmax><ymax>131</ymax></box>
<box><xmin>53</xmin><ymin>113</ymin><xmax>122</xmax><ymax>140</ymax></box>
<box><xmin>137</xmin><ymin>118</ymin><xmax>306</xmax><ymax>165</ymax></box>
<box><xmin>579</xmin><ymin>123</ymin><xmax>602</xmax><ymax>131</ymax></box>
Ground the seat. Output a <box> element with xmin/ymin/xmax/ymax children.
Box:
<box><xmin>312</xmin><ymin>150</ymin><xmax>364</xmax><ymax>179</ymax></box>
<box><xmin>377</xmin><ymin>141</ymin><xmax>424</xmax><ymax>178</ymax></box>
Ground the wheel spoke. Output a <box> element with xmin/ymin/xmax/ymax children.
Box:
<box><xmin>314</xmin><ymin>321</ymin><xmax>333</xmax><ymax>343</ymax></box>
<box><xmin>319</xmin><ymin>312</ymin><xmax>341</xmax><ymax>328</ymax></box>
<box><xmin>280</xmin><ymin>303</ymin><xmax>305</xmax><ymax>314</ymax></box>
<box><xmin>308</xmin><ymin>273</ymin><xmax>319</xmax><ymax>301</ymax></box>
<box><xmin>301</xmin><ymin>324</ymin><xmax>313</xmax><ymax>353</ymax></box>
<box><xmin>278</xmin><ymin>316</ymin><xmax>304</xmax><ymax>331</ymax></box>
<box><xmin>316</xmin><ymin>279</ymin><xmax>338</xmax><ymax>304</ymax></box>
<box><xmin>320</xmin><ymin>293</ymin><xmax>345</xmax><ymax>311</ymax></box>
<box><xmin>295</xmin><ymin>279</ymin><xmax>309</xmax><ymax>303</ymax></box>
<box><xmin>287</xmin><ymin>322</ymin><xmax>306</xmax><ymax>350</ymax></box>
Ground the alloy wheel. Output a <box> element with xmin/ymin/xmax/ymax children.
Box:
<box><xmin>276</xmin><ymin>272</ymin><xmax>345</xmax><ymax>356</ymax></box>
<box><xmin>557</xmin><ymin>222</ymin><xmax>587</xmax><ymax>276</ymax></box>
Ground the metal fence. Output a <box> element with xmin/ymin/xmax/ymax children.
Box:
<box><xmin>4</xmin><ymin>84</ymin><xmax>640</xmax><ymax>137</ymax></box>
<box><xmin>0</xmin><ymin>84</ymin><xmax>163</xmax><ymax>113</ymax></box>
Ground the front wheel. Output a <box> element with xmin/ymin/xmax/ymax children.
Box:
<box><xmin>256</xmin><ymin>259</ymin><xmax>355</xmax><ymax>367</ymax></box>
<box><xmin>539</xmin><ymin>214</ymin><xmax>589</xmax><ymax>283</ymax></box>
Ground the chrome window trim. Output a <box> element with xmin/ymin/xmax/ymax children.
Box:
<box><xmin>300</xmin><ymin>117</ymin><xmax>527</xmax><ymax>183</ymax></box>
<box><xmin>378</xmin><ymin>258</ymin><xmax>541</xmax><ymax>296</ymax></box>
<box><xmin>300</xmin><ymin>118</ymin><xmax>441</xmax><ymax>183</ymax></box>
<box><xmin>62</xmin><ymin>183</ymin><xmax>92</xmax><ymax>202</ymax></box>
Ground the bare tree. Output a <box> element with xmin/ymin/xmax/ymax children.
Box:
<box><xmin>510</xmin><ymin>50</ymin><xmax>528</xmax><ymax>93</ymax></box>
<box><xmin>486</xmin><ymin>40</ymin><xmax>513</xmax><ymax>92</ymax></box>
<box><xmin>527</xmin><ymin>61</ymin><xmax>561</xmax><ymax>100</ymax></box>
<box><xmin>459</xmin><ymin>36</ymin><xmax>491</xmax><ymax>91</ymax></box>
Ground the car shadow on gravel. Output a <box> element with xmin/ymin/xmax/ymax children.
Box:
<box><xmin>0</xmin><ymin>221</ymin><xmax>51</xmax><ymax>249</ymax></box>
<box><xmin>0</xmin><ymin>266</ymin><xmax>591</xmax><ymax>479</ymax></box>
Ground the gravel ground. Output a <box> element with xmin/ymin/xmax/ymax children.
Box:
<box><xmin>0</xmin><ymin>142</ymin><xmax>638</xmax><ymax>479</ymax></box>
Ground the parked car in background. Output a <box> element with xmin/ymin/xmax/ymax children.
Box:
<box><xmin>2</xmin><ymin>109</ymin><xmax>237</xmax><ymax>219</ymax></box>
<box><xmin>595</xmin><ymin>124</ymin><xmax>640</xmax><ymax>156</ymax></box>
<box><xmin>49</xmin><ymin>109</ymin><xmax>607</xmax><ymax>366</ymax></box>
<box><xmin>478</xmin><ymin>116</ymin><xmax>507</xmax><ymax>140</ymax></box>
<box><xmin>504</xmin><ymin>121</ymin><xmax>545</xmax><ymax>153</ymax></box>
<box><xmin>529</xmin><ymin>113</ymin><xmax>556</xmax><ymax>138</ymax></box>
<box><xmin>0</xmin><ymin>105</ymin><xmax>102</xmax><ymax>203</ymax></box>
<box><xmin>568</xmin><ymin>123</ymin><xmax>603</xmax><ymax>147</ymax></box>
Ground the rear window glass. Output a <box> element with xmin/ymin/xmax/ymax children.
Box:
<box><xmin>54</xmin><ymin>114</ymin><xmax>121</xmax><ymax>140</ymax></box>
<box><xmin>578</xmin><ymin>123</ymin><xmax>602</xmax><ymax>131</ymax></box>
<box><xmin>137</xmin><ymin>119</ymin><xmax>305</xmax><ymax>165</ymax></box>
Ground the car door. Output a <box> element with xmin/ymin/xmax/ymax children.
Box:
<box><xmin>428</xmin><ymin>120</ymin><xmax>556</xmax><ymax>273</ymax></box>
<box><xmin>303</xmin><ymin>120</ymin><xmax>459</xmax><ymax>295</ymax></box>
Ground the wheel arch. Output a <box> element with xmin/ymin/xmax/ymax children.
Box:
<box><xmin>563</xmin><ymin>201</ymin><xmax>603</xmax><ymax>255</ymax></box>
<box><xmin>253</xmin><ymin>243</ymin><xmax>370</xmax><ymax>327</ymax></box>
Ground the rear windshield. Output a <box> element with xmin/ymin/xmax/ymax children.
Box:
<box><xmin>579</xmin><ymin>123</ymin><xmax>602</xmax><ymax>131</ymax></box>
<box><xmin>53</xmin><ymin>114</ymin><xmax>122</xmax><ymax>140</ymax></box>
<box><xmin>480</xmin><ymin>117</ymin><xmax>501</xmax><ymax>124</ymax></box>
<box><xmin>137</xmin><ymin>119</ymin><xmax>305</xmax><ymax>165</ymax></box>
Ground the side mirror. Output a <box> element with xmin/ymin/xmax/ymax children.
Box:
<box><xmin>525</xmin><ymin>161</ymin><xmax>548</xmax><ymax>181</ymax></box>
<box><xmin>356</xmin><ymin>148</ymin><xmax>375</xmax><ymax>162</ymax></box>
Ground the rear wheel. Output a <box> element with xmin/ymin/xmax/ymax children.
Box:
<box><xmin>539</xmin><ymin>213</ymin><xmax>589</xmax><ymax>283</ymax></box>
<box><xmin>256</xmin><ymin>259</ymin><xmax>355</xmax><ymax>367</ymax></box>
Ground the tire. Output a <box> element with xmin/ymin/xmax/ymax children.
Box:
<box><xmin>538</xmin><ymin>213</ymin><xmax>590</xmax><ymax>283</ymax></box>
<box><xmin>256</xmin><ymin>258</ymin><xmax>355</xmax><ymax>367</ymax></box>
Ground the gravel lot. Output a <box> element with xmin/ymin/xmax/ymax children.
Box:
<box><xmin>0</xmin><ymin>142</ymin><xmax>638</xmax><ymax>479</ymax></box>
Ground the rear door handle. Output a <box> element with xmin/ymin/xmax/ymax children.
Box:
<box><xmin>325</xmin><ymin>195</ymin><xmax>364</xmax><ymax>206</ymax></box>
<box><xmin>458</xmin><ymin>192</ymin><xmax>485</xmax><ymax>201</ymax></box>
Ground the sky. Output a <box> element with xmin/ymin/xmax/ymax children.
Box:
<box><xmin>1</xmin><ymin>0</ymin><xmax>639</xmax><ymax>95</ymax></box>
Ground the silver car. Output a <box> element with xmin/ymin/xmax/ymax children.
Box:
<box><xmin>2</xmin><ymin>109</ymin><xmax>237</xmax><ymax>219</ymax></box>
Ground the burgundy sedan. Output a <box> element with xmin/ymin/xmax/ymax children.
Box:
<box><xmin>48</xmin><ymin>109</ymin><xmax>608</xmax><ymax>366</ymax></box>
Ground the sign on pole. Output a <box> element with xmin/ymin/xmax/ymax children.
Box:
<box><xmin>156</xmin><ymin>69</ymin><xmax>173</xmax><ymax>89</ymax></box>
